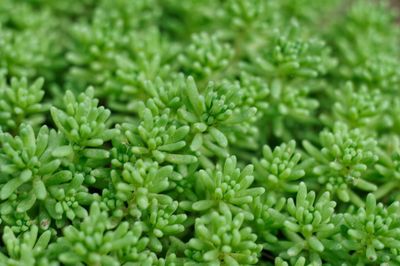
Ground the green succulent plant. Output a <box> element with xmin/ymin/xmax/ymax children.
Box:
<box><xmin>303</xmin><ymin>122</ymin><xmax>379</xmax><ymax>206</ymax></box>
<box><xmin>53</xmin><ymin>202</ymin><xmax>155</xmax><ymax>266</ymax></box>
<box><xmin>190</xmin><ymin>156</ymin><xmax>265</xmax><ymax>220</ymax></box>
<box><xmin>270</xmin><ymin>182</ymin><xmax>342</xmax><ymax>265</ymax></box>
<box><xmin>0</xmin><ymin>76</ymin><xmax>47</xmax><ymax>131</ymax></box>
<box><xmin>320</xmin><ymin>82</ymin><xmax>390</xmax><ymax>129</ymax></box>
<box><xmin>50</xmin><ymin>87</ymin><xmax>118</xmax><ymax>185</ymax></box>
<box><xmin>341</xmin><ymin>194</ymin><xmax>400</xmax><ymax>265</ymax></box>
<box><xmin>0</xmin><ymin>0</ymin><xmax>399</xmax><ymax>264</ymax></box>
<box><xmin>0</xmin><ymin>225</ymin><xmax>53</xmax><ymax>266</ymax></box>
<box><xmin>0</xmin><ymin>124</ymin><xmax>69</xmax><ymax>212</ymax></box>
<box><xmin>186</xmin><ymin>206</ymin><xmax>262</xmax><ymax>265</ymax></box>
<box><xmin>177</xmin><ymin>32</ymin><xmax>234</xmax><ymax>82</ymax></box>
<box><xmin>253</xmin><ymin>140</ymin><xmax>306</xmax><ymax>202</ymax></box>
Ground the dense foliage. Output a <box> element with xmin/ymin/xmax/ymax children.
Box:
<box><xmin>0</xmin><ymin>0</ymin><xmax>399</xmax><ymax>265</ymax></box>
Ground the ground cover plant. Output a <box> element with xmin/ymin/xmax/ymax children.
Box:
<box><xmin>0</xmin><ymin>0</ymin><xmax>399</xmax><ymax>265</ymax></box>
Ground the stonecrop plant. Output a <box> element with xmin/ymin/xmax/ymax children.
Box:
<box><xmin>0</xmin><ymin>0</ymin><xmax>399</xmax><ymax>265</ymax></box>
